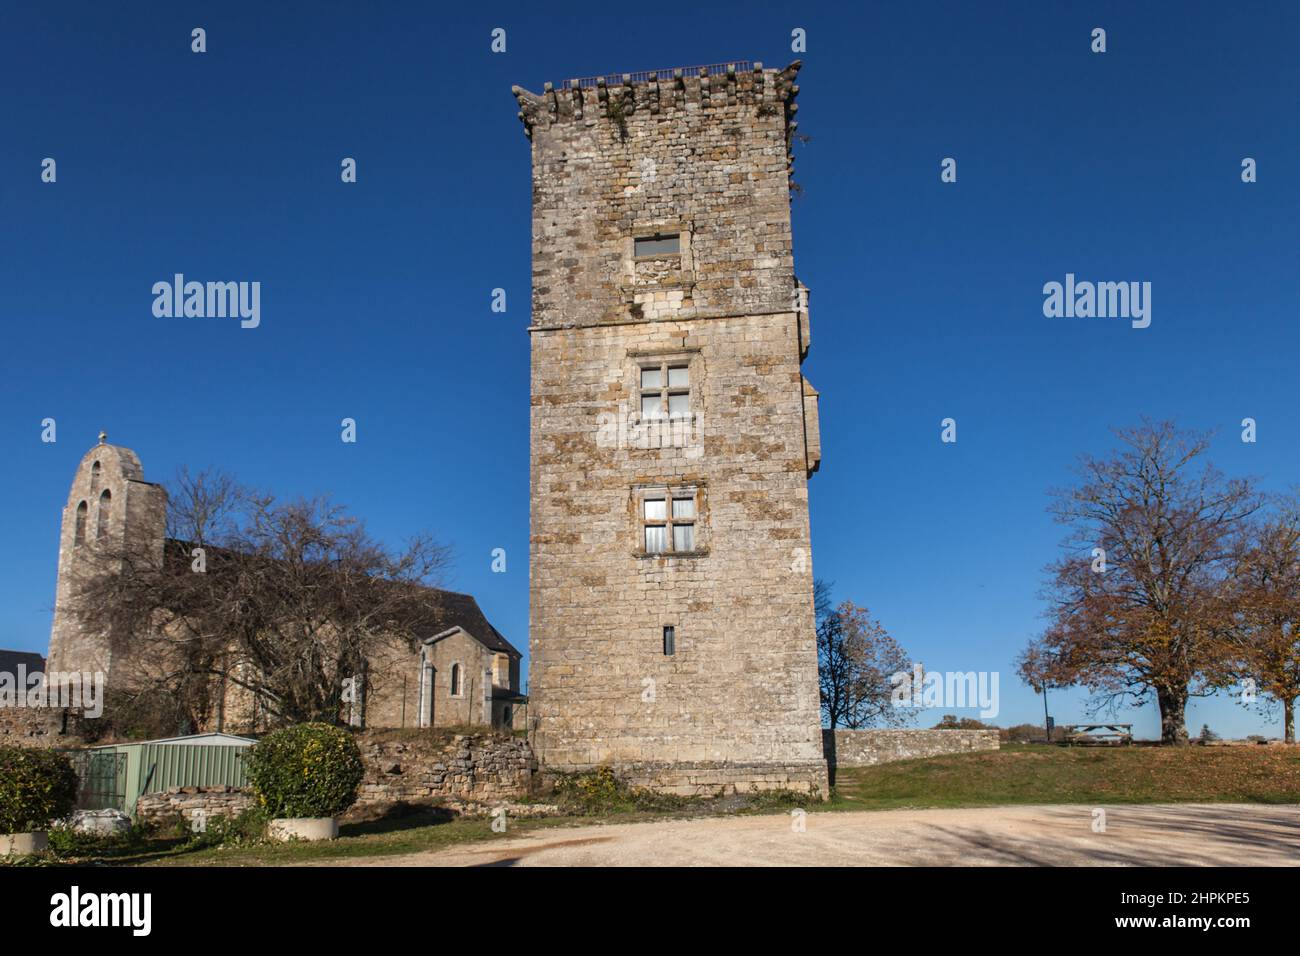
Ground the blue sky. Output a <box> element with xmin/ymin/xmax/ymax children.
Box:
<box><xmin>2</xmin><ymin>2</ymin><xmax>1297</xmax><ymax>738</ymax></box>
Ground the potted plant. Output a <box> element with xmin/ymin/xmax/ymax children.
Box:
<box><xmin>0</xmin><ymin>747</ymin><xmax>79</xmax><ymax>856</ymax></box>
<box><xmin>246</xmin><ymin>723</ymin><xmax>364</xmax><ymax>841</ymax></box>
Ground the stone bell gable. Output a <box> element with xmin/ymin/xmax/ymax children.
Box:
<box><xmin>47</xmin><ymin>434</ymin><xmax>167</xmax><ymax>681</ymax></box>
<box><xmin>515</xmin><ymin>61</ymin><xmax>828</xmax><ymax>795</ymax></box>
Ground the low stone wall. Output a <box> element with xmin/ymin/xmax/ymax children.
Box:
<box><xmin>355</xmin><ymin>731</ymin><xmax>535</xmax><ymax>805</ymax></box>
<box><xmin>134</xmin><ymin>734</ymin><xmax>538</xmax><ymax>821</ymax></box>
<box><xmin>823</xmin><ymin>729</ymin><xmax>1000</xmax><ymax>768</ymax></box>
<box><xmin>135</xmin><ymin>786</ymin><xmax>254</xmax><ymax>826</ymax></box>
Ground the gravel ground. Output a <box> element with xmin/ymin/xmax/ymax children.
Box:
<box><xmin>321</xmin><ymin>803</ymin><xmax>1300</xmax><ymax>867</ymax></box>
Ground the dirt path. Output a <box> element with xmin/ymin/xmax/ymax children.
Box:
<box><xmin>325</xmin><ymin>803</ymin><xmax>1300</xmax><ymax>867</ymax></box>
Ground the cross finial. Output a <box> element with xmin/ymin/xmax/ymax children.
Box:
<box><xmin>98</xmin><ymin>430</ymin><xmax>107</xmax><ymax>445</ymax></box>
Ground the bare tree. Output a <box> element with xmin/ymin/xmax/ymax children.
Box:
<box><xmin>816</xmin><ymin>581</ymin><xmax>913</xmax><ymax>729</ymax></box>
<box><xmin>73</xmin><ymin>469</ymin><xmax>450</xmax><ymax>729</ymax></box>
<box><xmin>1030</xmin><ymin>420</ymin><xmax>1259</xmax><ymax>745</ymax></box>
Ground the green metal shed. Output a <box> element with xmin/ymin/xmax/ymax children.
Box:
<box><xmin>82</xmin><ymin>732</ymin><xmax>254</xmax><ymax>816</ymax></box>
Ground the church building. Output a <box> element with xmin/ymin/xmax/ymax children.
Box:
<box><xmin>46</xmin><ymin>435</ymin><xmax>523</xmax><ymax>734</ymax></box>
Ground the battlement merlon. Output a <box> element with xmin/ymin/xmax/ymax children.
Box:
<box><xmin>511</xmin><ymin>60</ymin><xmax>801</xmax><ymax>168</ymax></box>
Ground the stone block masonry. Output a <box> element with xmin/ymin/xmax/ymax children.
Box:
<box><xmin>515</xmin><ymin>61</ymin><xmax>828</xmax><ymax>797</ymax></box>
<box><xmin>824</xmin><ymin>729</ymin><xmax>1001</xmax><ymax>769</ymax></box>
<box><xmin>354</xmin><ymin>731</ymin><xmax>536</xmax><ymax>805</ymax></box>
<box><xmin>0</xmin><ymin>707</ymin><xmax>87</xmax><ymax>748</ymax></box>
<box><xmin>135</xmin><ymin>786</ymin><xmax>254</xmax><ymax>826</ymax></box>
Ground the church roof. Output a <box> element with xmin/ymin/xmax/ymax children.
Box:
<box><xmin>0</xmin><ymin>649</ymin><xmax>45</xmax><ymax>675</ymax></box>
<box><xmin>415</xmin><ymin>590</ymin><xmax>520</xmax><ymax>657</ymax></box>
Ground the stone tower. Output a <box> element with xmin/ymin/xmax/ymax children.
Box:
<box><xmin>47</xmin><ymin>435</ymin><xmax>166</xmax><ymax>681</ymax></box>
<box><xmin>513</xmin><ymin>61</ymin><xmax>827</xmax><ymax>794</ymax></box>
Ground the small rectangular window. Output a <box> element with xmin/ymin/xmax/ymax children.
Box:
<box><xmin>663</xmin><ymin>625</ymin><xmax>676</xmax><ymax>656</ymax></box>
<box><xmin>634</xmin><ymin>234</ymin><xmax>681</xmax><ymax>257</ymax></box>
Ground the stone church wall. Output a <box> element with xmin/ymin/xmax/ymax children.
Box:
<box><xmin>0</xmin><ymin>707</ymin><xmax>88</xmax><ymax>748</ymax></box>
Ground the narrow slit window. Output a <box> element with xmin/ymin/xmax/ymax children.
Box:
<box><xmin>96</xmin><ymin>489</ymin><xmax>112</xmax><ymax>541</ymax></box>
<box><xmin>663</xmin><ymin>626</ymin><xmax>676</xmax><ymax>656</ymax></box>
<box><xmin>634</xmin><ymin>233</ymin><xmax>680</xmax><ymax>257</ymax></box>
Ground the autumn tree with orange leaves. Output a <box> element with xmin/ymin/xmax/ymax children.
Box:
<box><xmin>1223</xmin><ymin>497</ymin><xmax>1300</xmax><ymax>743</ymax></box>
<box><xmin>1023</xmin><ymin>421</ymin><xmax>1260</xmax><ymax>745</ymax></box>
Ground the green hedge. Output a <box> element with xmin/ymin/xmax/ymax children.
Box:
<box><xmin>245</xmin><ymin>723</ymin><xmax>363</xmax><ymax>818</ymax></box>
<box><xmin>0</xmin><ymin>747</ymin><xmax>79</xmax><ymax>834</ymax></box>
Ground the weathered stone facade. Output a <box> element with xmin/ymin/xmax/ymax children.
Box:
<box><xmin>823</xmin><ymin>729</ymin><xmax>1001</xmax><ymax>769</ymax></box>
<box><xmin>362</xmin><ymin>620</ymin><xmax>523</xmax><ymax>733</ymax></box>
<box><xmin>353</xmin><ymin>731</ymin><xmax>535</xmax><ymax>805</ymax></box>
<box><xmin>514</xmin><ymin>62</ymin><xmax>827</xmax><ymax>795</ymax></box>
<box><xmin>46</xmin><ymin>437</ymin><xmax>166</xmax><ymax>682</ymax></box>
<box><xmin>0</xmin><ymin>707</ymin><xmax>86</xmax><ymax>748</ymax></box>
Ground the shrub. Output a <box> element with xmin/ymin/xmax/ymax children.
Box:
<box><xmin>0</xmin><ymin>747</ymin><xmax>79</xmax><ymax>834</ymax></box>
<box><xmin>933</xmin><ymin>715</ymin><xmax>994</xmax><ymax>730</ymax></box>
<box><xmin>46</xmin><ymin>820</ymin><xmax>147</xmax><ymax>857</ymax></box>
<box><xmin>742</xmin><ymin>786</ymin><xmax>813</xmax><ymax>811</ymax></box>
<box><xmin>550</xmin><ymin>766</ymin><xmax>698</xmax><ymax>815</ymax></box>
<box><xmin>183</xmin><ymin>808</ymin><xmax>268</xmax><ymax>849</ymax></box>
<box><xmin>1001</xmin><ymin>723</ymin><xmax>1052</xmax><ymax>743</ymax></box>
<box><xmin>245</xmin><ymin>723</ymin><xmax>363</xmax><ymax>819</ymax></box>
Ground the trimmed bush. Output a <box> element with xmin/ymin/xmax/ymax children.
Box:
<box><xmin>246</xmin><ymin>723</ymin><xmax>363</xmax><ymax>819</ymax></box>
<box><xmin>0</xmin><ymin>747</ymin><xmax>79</xmax><ymax>834</ymax></box>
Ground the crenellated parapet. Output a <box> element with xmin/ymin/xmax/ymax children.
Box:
<box><xmin>511</xmin><ymin>60</ymin><xmax>802</xmax><ymax>178</ymax></box>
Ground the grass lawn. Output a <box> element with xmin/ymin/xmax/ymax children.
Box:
<box><xmin>15</xmin><ymin>744</ymin><xmax>1298</xmax><ymax>866</ymax></box>
<box><xmin>13</xmin><ymin>812</ymin><xmax>609</xmax><ymax>867</ymax></box>
<box><xmin>830</xmin><ymin>743</ymin><xmax>1300</xmax><ymax>811</ymax></box>
<box><xmin>134</xmin><ymin>815</ymin><xmax>544</xmax><ymax>866</ymax></box>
